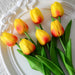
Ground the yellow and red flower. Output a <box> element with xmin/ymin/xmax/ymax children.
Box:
<box><xmin>51</xmin><ymin>2</ymin><xmax>64</xmax><ymax>18</ymax></box>
<box><xmin>0</xmin><ymin>32</ymin><xmax>18</xmax><ymax>46</ymax></box>
<box><xmin>35</xmin><ymin>29</ymin><xmax>51</xmax><ymax>45</ymax></box>
<box><xmin>14</xmin><ymin>19</ymin><xmax>29</xmax><ymax>34</ymax></box>
<box><xmin>51</xmin><ymin>20</ymin><xmax>64</xmax><ymax>37</ymax></box>
<box><xmin>19</xmin><ymin>39</ymin><xmax>36</xmax><ymax>55</ymax></box>
<box><xmin>30</xmin><ymin>7</ymin><xmax>44</xmax><ymax>24</ymax></box>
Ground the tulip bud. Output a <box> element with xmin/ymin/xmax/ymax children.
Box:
<box><xmin>30</xmin><ymin>7</ymin><xmax>44</xmax><ymax>24</ymax></box>
<box><xmin>0</xmin><ymin>32</ymin><xmax>18</xmax><ymax>46</ymax></box>
<box><xmin>51</xmin><ymin>20</ymin><xmax>64</xmax><ymax>37</ymax></box>
<box><xmin>19</xmin><ymin>39</ymin><xmax>36</xmax><ymax>55</ymax></box>
<box><xmin>14</xmin><ymin>19</ymin><xmax>29</xmax><ymax>34</ymax></box>
<box><xmin>51</xmin><ymin>2</ymin><xmax>64</xmax><ymax>18</ymax></box>
<box><xmin>35</xmin><ymin>29</ymin><xmax>51</xmax><ymax>45</ymax></box>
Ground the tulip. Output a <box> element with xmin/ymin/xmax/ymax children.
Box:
<box><xmin>14</xmin><ymin>19</ymin><xmax>29</xmax><ymax>34</ymax></box>
<box><xmin>51</xmin><ymin>2</ymin><xmax>64</xmax><ymax>18</ymax></box>
<box><xmin>0</xmin><ymin>32</ymin><xmax>18</xmax><ymax>46</ymax></box>
<box><xmin>19</xmin><ymin>39</ymin><xmax>36</xmax><ymax>55</ymax></box>
<box><xmin>51</xmin><ymin>20</ymin><xmax>64</xmax><ymax>37</ymax></box>
<box><xmin>30</xmin><ymin>7</ymin><xmax>44</xmax><ymax>24</ymax></box>
<box><xmin>35</xmin><ymin>29</ymin><xmax>51</xmax><ymax>45</ymax></box>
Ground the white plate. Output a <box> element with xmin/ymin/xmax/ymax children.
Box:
<box><xmin>0</xmin><ymin>0</ymin><xmax>75</xmax><ymax>75</ymax></box>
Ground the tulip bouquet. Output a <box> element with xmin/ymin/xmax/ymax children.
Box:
<box><xmin>0</xmin><ymin>1</ymin><xmax>75</xmax><ymax>75</ymax></box>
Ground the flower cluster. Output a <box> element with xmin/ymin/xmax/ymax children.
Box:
<box><xmin>0</xmin><ymin>1</ymin><xmax>74</xmax><ymax>75</ymax></box>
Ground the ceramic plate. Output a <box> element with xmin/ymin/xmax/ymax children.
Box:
<box><xmin>0</xmin><ymin>0</ymin><xmax>75</xmax><ymax>75</ymax></box>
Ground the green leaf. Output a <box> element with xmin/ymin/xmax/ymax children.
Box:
<box><xmin>41</xmin><ymin>47</ymin><xmax>46</xmax><ymax>57</ymax></box>
<box><xmin>36</xmin><ymin>55</ymin><xmax>64</xmax><ymax>75</ymax></box>
<box><xmin>44</xmin><ymin>67</ymin><xmax>51</xmax><ymax>75</ymax></box>
<box><xmin>41</xmin><ymin>47</ymin><xmax>51</xmax><ymax>75</ymax></box>
<box><xmin>17</xmin><ymin>49</ymin><xmax>43</xmax><ymax>73</ymax></box>
<box><xmin>41</xmin><ymin>47</ymin><xmax>46</xmax><ymax>75</ymax></box>
<box><xmin>50</xmin><ymin>36</ymin><xmax>59</xmax><ymax>66</ymax></box>
<box><xmin>59</xmin><ymin>20</ymin><xmax>73</xmax><ymax>69</ymax></box>
<box><xmin>35</xmin><ymin>41</ymin><xmax>41</xmax><ymax>55</ymax></box>
<box><xmin>61</xmin><ymin>20</ymin><xmax>72</xmax><ymax>46</ymax></box>
<box><xmin>65</xmin><ymin>20</ymin><xmax>72</xmax><ymax>44</ymax></box>
<box><xmin>57</xmin><ymin>48</ymin><xmax>75</xmax><ymax>75</ymax></box>
<box><xmin>66</xmin><ymin>39</ymin><xmax>73</xmax><ymax>67</ymax></box>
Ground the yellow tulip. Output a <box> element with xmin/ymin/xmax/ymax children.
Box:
<box><xmin>19</xmin><ymin>39</ymin><xmax>36</xmax><ymax>55</ymax></box>
<box><xmin>30</xmin><ymin>7</ymin><xmax>44</xmax><ymax>24</ymax></box>
<box><xmin>0</xmin><ymin>32</ymin><xmax>18</xmax><ymax>46</ymax></box>
<box><xmin>35</xmin><ymin>29</ymin><xmax>51</xmax><ymax>45</ymax></box>
<box><xmin>51</xmin><ymin>20</ymin><xmax>64</xmax><ymax>37</ymax></box>
<box><xmin>51</xmin><ymin>2</ymin><xmax>64</xmax><ymax>18</ymax></box>
<box><xmin>14</xmin><ymin>19</ymin><xmax>29</xmax><ymax>34</ymax></box>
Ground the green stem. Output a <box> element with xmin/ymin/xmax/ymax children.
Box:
<box><xmin>51</xmin><ymin>16</ymin><xmax>55</xmax><ymax>21</ymax></box>
<box><xmin>20</xmin><ymin>38</ymin><xmax>22</xmax><ymax>40</ymax></box>
<box><xmin>47</xmin><ymin>43</ymin><xmax>50</xmax><ymax>51</ymax></box>
<box><xmin>24</xmin><ymin>32</ymin><xmax>31</xmax><ymax>40</ymax></box>
<box><xmin>24</xmin><ymin>32</ymin><xmax>36</xmax><ymax>46</ymax></box>
<box><xmin>25</xmin><ymin>38</ymin><xmax>28</xmax><ymax>40</ymax></box>
<box><xmin>39</xmin><ymin>24</ymin><xmax>43</xmax><ymax>30</ymax></box>
<box><xmin>16</xmin><ymin>43</ymin><xmax>21</xmax><ymax>50</ymax></box>
<box><xmin>35</xmin><ymin>26</ymin><xmax>39</xmax><ymax>30</ymax></box>
<box><xmin>59</xmin><ymin>37</ymin><xmax>66</xmax><ymax>52</ymax></box>
<box><xmin>58</xmin><ymin>16</ymin><xmax>66</xmax><ymax>52</ymax></box>
<box><xmin>20</xmin><ymin>38</ymin><xmax>28</xmax><ymax>40</ymax></box>
<box><xmin>58</xmin><ymin>16</ymin><xmax>61</xmax><ymax>23</ymax></box>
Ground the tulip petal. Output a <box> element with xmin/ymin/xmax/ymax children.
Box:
<box><xmin>19</xmin><ymin>39</ymin><xmax>35</xmax><ymax>55</ymax></box>
<box><xmin>51</xmin><ymin>20</ymin><xmax>64</xmax><ymax>37</ymax></box>
<box><xmin>14</xmin><ymin>19</ymin><xmax>28</xmax><ymax>34</ymax></box>
<box><xmin>0</xmin><ymin>32</ymin><xmax>18</xmax><ymax>46</ymax></box>
<box><xmin>30</xmin><ymin>7</ymin><xmax>44</xmax><ymax>24</ymax></box>
<box><xmin>51</xmin><ymin>2</ymin><xmax>64</xmax><ymax>17</ymax></box>
<box><xmin>35</xmin><ymin>29</ymin><xmax>51</xmax><ymax>45</ymax></box>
